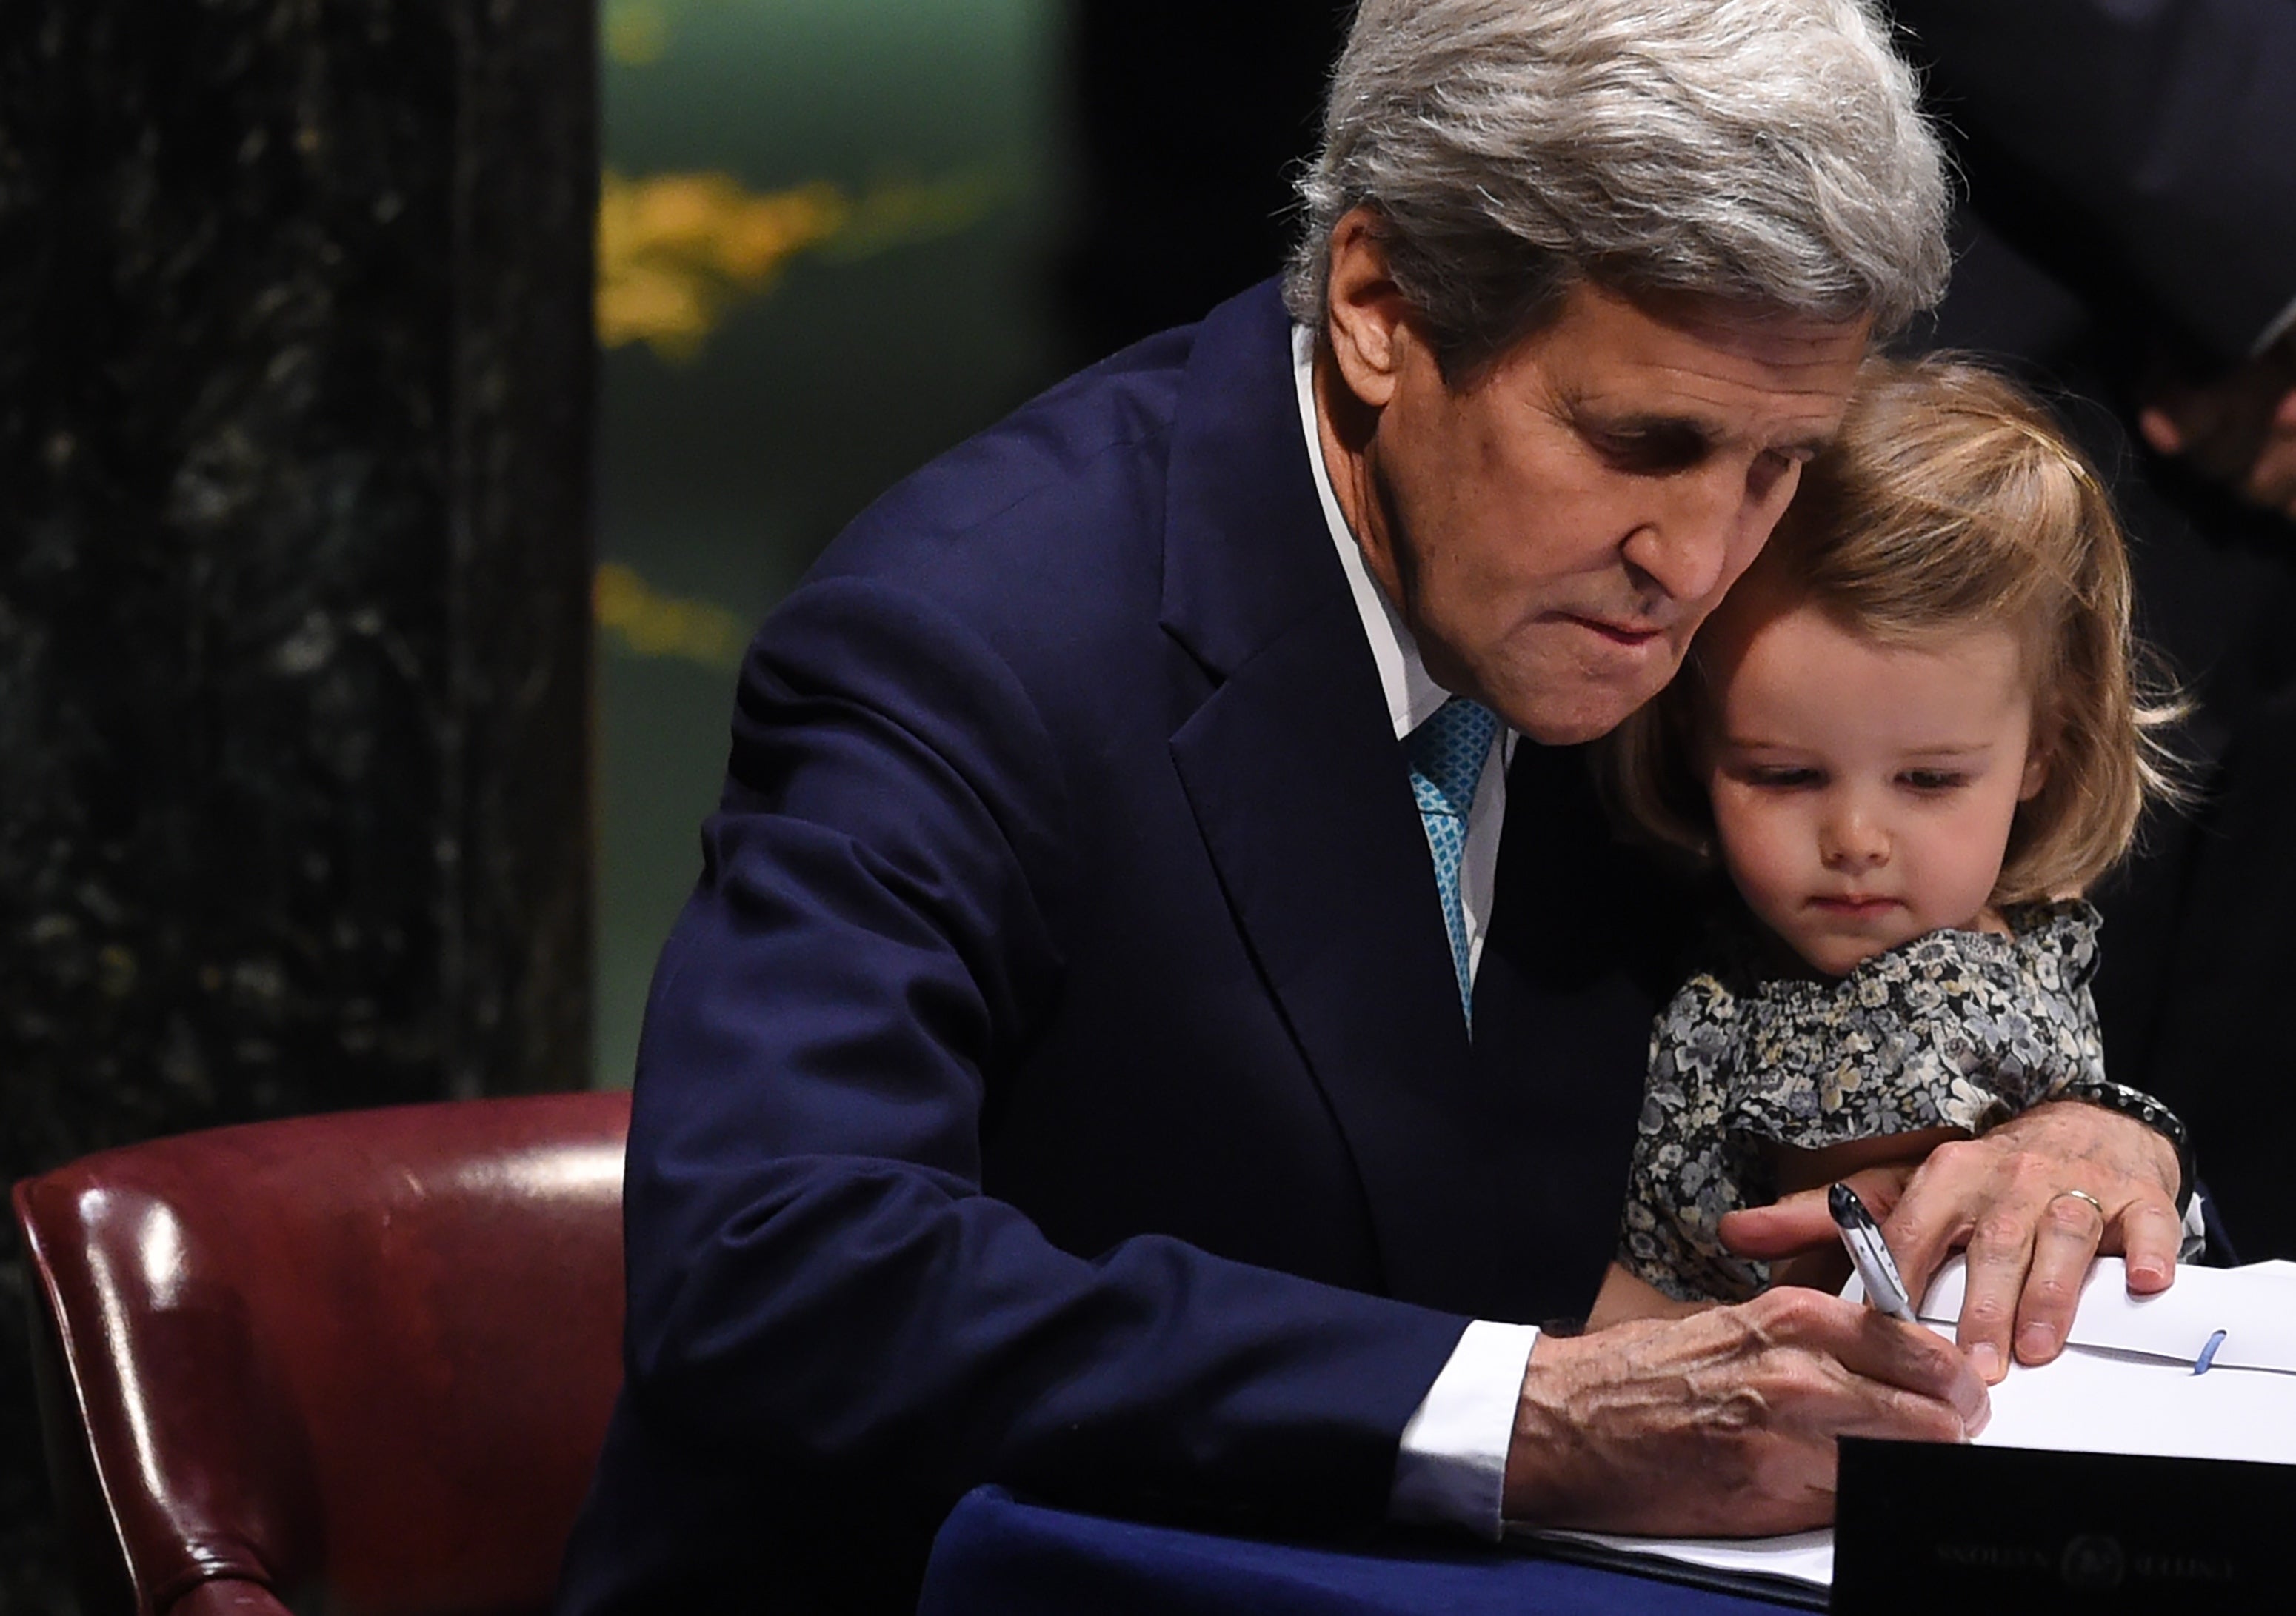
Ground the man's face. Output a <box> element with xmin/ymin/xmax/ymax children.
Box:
<box><xmin>1326</xmin><ymin>272</ymin><xmax>1870</xmax><ymax>744</ymax></box>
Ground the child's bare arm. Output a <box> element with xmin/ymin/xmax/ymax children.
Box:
<box><xmin>1586</xmin><ymin>1261</ymin><xmax>1718</xmax><ymax>1331</ymax></box>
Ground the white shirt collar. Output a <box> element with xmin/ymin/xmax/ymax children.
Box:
<box><xmin>1292</xmin><ymin>325</ymin><xmax>1455</xmax><ymax>741</ymax></box>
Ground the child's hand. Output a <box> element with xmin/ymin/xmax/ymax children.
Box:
<box><xmin>1718</xmin><ymin>1160</ymin><xmax>1915</xmax><ymax>1298</ymax></box>
<box><xmin>1750</xmin><ymin>1135</ymin><xmax>1955</xmax><ymax>1294</ymax></box>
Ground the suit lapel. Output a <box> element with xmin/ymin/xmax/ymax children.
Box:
<box><xmin>1158</xmin><ymin>285</ymin><xmax>1496</xmax><ymax>1312</ymax></box>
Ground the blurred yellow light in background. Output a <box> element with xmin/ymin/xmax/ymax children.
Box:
<box><xmin>596</xmin><ymin>168</ymin><xmax>1006</xmax><ymax>360</ymax></box>
<box><xmin>604</xmin><ymin>1</ymin><xmax>673</xmax><ymax>66</ymax></box>
<box><xmin>596</xmin><ymin>172</ymin><xmax>850</xmax><ymax>359</ymax></box>
<box><xmin>594</xmin><ymin>562</ymin><xmax>750</xmax><ymax>672</ymax></box>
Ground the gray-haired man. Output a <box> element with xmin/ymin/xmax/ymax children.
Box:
<box><xmin>558</xmin><ymin>3</ymin><xmax>2187</xmax><ymax>1608</ymax></box>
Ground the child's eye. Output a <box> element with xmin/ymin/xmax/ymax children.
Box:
<box><xmin>1742</xmin><ymin>766</ymin><xmax>1821</xmax><ymax>789</ymax></box>
<box><xmin>1899</xmin><ymin>769</ymin><xmax>1969</xmax><ymax>792</ymax></box>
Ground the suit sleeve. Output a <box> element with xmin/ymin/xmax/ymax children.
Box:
<box><xmin>1892</xmin><ymin>0</ymin><xmax>2296</xmax><ymax>361</ymax></box>
<box><xmin>617</xmin><ymin>573</ymin><xmax>1470</xmax><ymax>1537</ymax></box>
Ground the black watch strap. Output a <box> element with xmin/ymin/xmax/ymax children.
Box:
<box><xmin>2055</xmin><ymin>1076</ymin><xmax>2195</xmax><ymax>1216</ymax></box>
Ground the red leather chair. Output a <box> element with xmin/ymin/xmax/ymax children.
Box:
<box><xmin>11</xmin><ymin>1092</ymin><xmax>630</xmax><ymax>1616</ymax></box>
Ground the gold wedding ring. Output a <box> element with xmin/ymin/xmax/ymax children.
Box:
<box><xmin>2050</xmin><ymin>1188</ymin><xmax>2107</xmax><ymax>1221</ymax></box>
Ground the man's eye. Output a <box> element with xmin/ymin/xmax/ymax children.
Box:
<box><xmin>1900</xmin><ymin>770</ymin><xmax>1969</xmax><ymax>792</ymax></box>
<box><xmin>1592</xmin><ymin>426</ymin><xmax>1709</xmax><ymax>473</ymax></box>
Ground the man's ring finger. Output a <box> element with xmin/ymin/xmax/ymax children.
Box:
<box><xmin>2049</xmin><ymin>1189</ymin><xmax>2106</xmax><ymax>1223</ymax></box>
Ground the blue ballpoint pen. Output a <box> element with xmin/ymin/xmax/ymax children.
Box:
<box><xmin>1829</xmin><ymin>1181</ymin><xmax>1919</xmax><ymax>1324</ymax></box>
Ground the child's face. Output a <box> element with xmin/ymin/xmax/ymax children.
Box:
<box><xmin>1697</xmin><ymin>584</ymin><xmax>2048</xmax><ymax>977</ymax></box>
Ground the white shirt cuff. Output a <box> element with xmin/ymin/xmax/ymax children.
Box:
<box><xmin>1387</xmin><ymin>1319</ymin><xmax>1539</xmax><ymax>1539</ymax></box>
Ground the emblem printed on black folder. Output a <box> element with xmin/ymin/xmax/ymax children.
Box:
<box><xmin>2058</xmin><ymin>1534</ymin><xmax>2125</xmax><ymax>1590</ymax></box>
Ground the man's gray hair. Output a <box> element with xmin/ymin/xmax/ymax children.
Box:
<box><xmin>1283</xmin><ymin>0</ymin><xmax>1952</xmax><ymax>378</ymax></box>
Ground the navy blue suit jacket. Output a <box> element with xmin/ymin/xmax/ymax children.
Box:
<box><xmin>556</xmin><ymin>284</ymin><xmax>1689</xmax><ymax>1613</ymax></box>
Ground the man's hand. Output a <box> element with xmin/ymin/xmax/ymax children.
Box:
<box><xmin>2138</xmin><ymin>335</ymin><xmax>2296</xmax><ymax>520</ymax></box>
<box><xmin>1503</xmin><ymin>1289</ymin><xmax>1986</xmax><ymax>1535</ymax></box>
<box><xmin>1718</xmin><ymin>1101</ymin><xmax>2183</xmax><ymax>1383</ymax></box>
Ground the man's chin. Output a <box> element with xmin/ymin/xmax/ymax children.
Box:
<box><xmin>1489</xmin><ymin>674</ymin><xmax>1674</xmax><ymax>747</ymax></box>
<box><xmin>1501</xmin><ymin>705</ymin><xmax>1643</xmax><ymax>747</ymax></box>
<box><xmin>1507</xmin><ymin>714</ymin><xmax>1618</xmax><ymax>747</ymax></box>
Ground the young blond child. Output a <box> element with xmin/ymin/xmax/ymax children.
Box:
<box><xmin>1589</xmin><ymin>355</ymin><xmax>2189</xmax><ymax>1328</ymax></box>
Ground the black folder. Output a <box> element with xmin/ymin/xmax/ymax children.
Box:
<box><xmin>1833</xmin><ymin>1436</ymin><xmax>2296</xmax><ymax>1613</ymax></box>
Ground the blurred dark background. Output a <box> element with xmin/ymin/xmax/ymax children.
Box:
<box><xmin>2</xmin><ymin>0</ymin><xmax>594</xmax><ymax>1606</ymax></box>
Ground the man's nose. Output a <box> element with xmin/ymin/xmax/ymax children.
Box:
<box><xmin>1819</xmin><ymin>804</ymin><xmax>1890</xmax><ymax>871</ymax></box>
<box><xmin>1621</xmin><ymin>465</ymin><xmax>1752</xmax><ymax>604</ymax></box>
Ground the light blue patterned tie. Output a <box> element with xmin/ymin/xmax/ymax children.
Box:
<box><xmin>1407</xmin><ymin>696</ymin><xmax>1500</xmax><ymax>1030</ymax></box>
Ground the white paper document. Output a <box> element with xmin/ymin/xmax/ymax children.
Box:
<box><xmin>1517</xmin><ymin>1258</ymin><xmax>2296</xmax><ymax>1595</ymax></box>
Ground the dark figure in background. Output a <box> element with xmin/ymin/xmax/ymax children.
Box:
<box><xmin>1060</xmin><ymin>0</ymin><xmax>2296</xmax><ymax>1261</ymax></box>
<box><xmin>1889</xmin><ymin>0</ymin><xmax>2296</xmax><ymax>1261</ymax></box>
<box><xmin>1055</xmin><ymin>1</ymin><xmax>1348</xmax><ymax>364</ymax></box>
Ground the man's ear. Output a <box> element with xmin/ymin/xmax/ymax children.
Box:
<box><xmin>1323</xmin><ymin>206</ymin><xmax>1414</xmax><ymax>411</ymax></box>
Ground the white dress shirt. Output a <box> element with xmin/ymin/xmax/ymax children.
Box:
<box><xmin>1292</xmin><ymin>327</ymin><xmax>1538</xmax><ymax>1538</ymax></box>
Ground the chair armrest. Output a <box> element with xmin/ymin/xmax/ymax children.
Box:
<box><xmin>167</xmin><ymin>1579</ymin><xmax>296</xmax><ymax>1616</ymax></box>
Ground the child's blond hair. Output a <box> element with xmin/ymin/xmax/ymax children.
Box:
<box><xmin>1605</xmin><ymin>354</ymin><xmax>2186</xmax><ymax>904</ymax></box>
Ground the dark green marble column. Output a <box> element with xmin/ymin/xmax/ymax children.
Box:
<box><xmin>0</xmin><ymin>1</ymin><xmax>595</xmax><ymax>1603</ymax></box>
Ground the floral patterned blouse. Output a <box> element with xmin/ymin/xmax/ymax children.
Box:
<box><xmin>1618</xmin><ymin>899</ymin><xmax>2119</xmax><ymax>1303</ymax></box>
